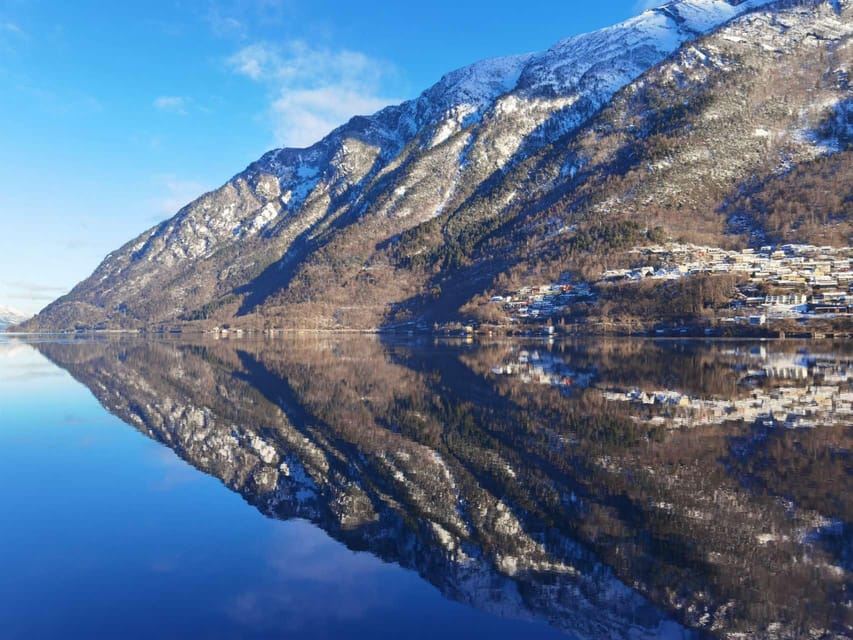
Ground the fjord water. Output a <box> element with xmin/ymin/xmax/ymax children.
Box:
<box><xmin>0</xmin><ymin>336</ymin><xmax>849</xmax><ymax>639</ymax></box>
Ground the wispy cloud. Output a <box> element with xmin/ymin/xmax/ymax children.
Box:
<box><xmin>153</xmin><ymin>95</ymin><xmax>208</xmax><ymax>116</ymax></box>
<box><xmin>3</xmin><ymin>280</ymin><xmax>68</xmax><ymax>300</ymax></box>
<box><xmin>227</xmin><ymin>42</ymin><xmax>275</xmax><ymax>80</ymax></box>
<box><xmin>634</xmin><ymin>0</ymin><xmax>662</xmax><ymax>13</ymax></box>
<box><xmin>226</xmin><ymin>41</ymin><xmax>399</xmax><ymax>148</ymax></box>
<box><xmin>269</xmin><ymin>87</ymin><xmax>392</xmax><ymax>149</ymax></box>
<box><xmin>1</xmin><ymin>281</ymin><xmax>68</xmax><ymax>314</ymax></box>
<box><xmin>206</xmin><ymin>8</ymin><xmax>247</xmax><ymax>39</ymax></box>
<box><xmin>152</xmin><ymin>174</ymin><xmax>210</xmax><ymax>217</ymax></box>
<box><xmin>1</xmin><ymin>21</ymin><xmax>23</xmax><ymax>35</ymax></box>
<box><xmin>0</xmin><ymin>18</ymin><xmax>26</xmax><ymax>56</ymax></box>
<box><xmin>205</xmin><ymin>0</ymin><xmax>289</xmax><ymax>39</ymax></box>
<box><xmin>153</xmin><ymin>95</ymin><xmax>190</xmax><ymax>115</ymax></box>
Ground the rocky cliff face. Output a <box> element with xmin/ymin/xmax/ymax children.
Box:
<box><xmin>19</xmin><ymin>0</ymin><xmax>852</xmax><ymax>332</ymax></box>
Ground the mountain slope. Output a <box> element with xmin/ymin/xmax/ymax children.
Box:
<box><xmin>19</xmin><ymin>0</ymin><xmax>851</xmax><ymax>332</ymax></box>
<box><xmin>444</xmin><ymin>0</ymin><xmax>853</xmax><ymax>324</ymax></box>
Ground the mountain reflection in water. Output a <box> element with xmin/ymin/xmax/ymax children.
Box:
<box><xmin>36</xmin><ymin>337</ymin><xmax>852</xmax><ymax>640</ymax></box>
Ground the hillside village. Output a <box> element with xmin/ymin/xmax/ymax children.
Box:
<box><xmin>486</xmin><ymin>243</ymin><xmax>853</xmax><ymax>328</ymax></box>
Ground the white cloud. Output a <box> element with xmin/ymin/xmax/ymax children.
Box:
<box><xmin>227</xmin><ymin>43</ymin><xmax>275</xmax><ymax>80</ymax></box>
<box><xmin>226</xmin><ymin>41</ymin><xmax>399</xmax><ymax>148</ymax></box>
<box><xmin>271</xmin><ymin>87</ymin><xmax>392</xmax><ymax>149</ymax></box>
<box><xmin>153</xmin><ymin>95</ymin><xmax>190</xmax><ymax>115</ymax></box>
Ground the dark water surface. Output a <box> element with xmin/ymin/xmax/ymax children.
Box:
<box><xmin>0</xmin><ymin>335</ymin><xmax>850</xmax><ymax>639</ymax></box>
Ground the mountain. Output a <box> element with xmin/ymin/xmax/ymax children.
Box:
<box><xmin>0</xmin><ymin>306</ymin><xmax>31</xmax><ymax>329</ymax></box>
<box><xmin>18</xmin><ymin>0</ymin><xmax>853</xmax><ymax>333</ymax></box>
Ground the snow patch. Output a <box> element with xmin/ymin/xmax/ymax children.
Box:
<box><xmin>431</xmin><ymin>103</ymin><xmax>480</xmax><ymax>148</ymax></box>
<box><xmin>251</xmin><ymin>203</ymin><xmax>280</xmax><ymax>231</ymax></box>
<box><xmin>297</xmin><ymin>164</ymin><xmax>319</xmax><ymax>179</ymax></box>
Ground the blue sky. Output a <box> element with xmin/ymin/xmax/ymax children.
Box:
<box><xmin>0</xmin><ymin>0</ymin><xmax>656</xmax><ymax>315</ymax></box>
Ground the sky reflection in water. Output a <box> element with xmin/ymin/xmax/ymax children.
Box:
<box><xmin>0</xmin><ymin>337</ymin><xmax>571</xmax><ymax>640</ymax></box>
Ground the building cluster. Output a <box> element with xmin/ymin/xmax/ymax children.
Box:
<box><xmin>488</xmin><ymin>243</ymin><xmax>853</xmax><ymax>324</ymax></box>
<box><xmin>489</xmin><ymin>282</ymin><xmax>594</xmax><ymax>321</ymax></box>
<box><xmin>615</xmin><ymin>243</ymin><xmax>853</xmax><ymax>318</ymax></box>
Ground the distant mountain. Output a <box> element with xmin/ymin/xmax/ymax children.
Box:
<box><xmin>19</xmin><ymin>0</ymin><xmax>852</xmax><ymax>332</ymax></box>
<box><xmin>0</xmin><ymin>306</ymin><xmax>31</xmax><ymax>329</ymax></box>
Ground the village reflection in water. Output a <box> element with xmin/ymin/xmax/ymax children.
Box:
<box><xmin>35</xmin><ymin>336</ymin><xmax>852</xmax><ymax>639</ymax></box>
<box><xmin>492</xmin><ymin>343</ymin><xmax>853</xmax><ymax>429</ymax></box>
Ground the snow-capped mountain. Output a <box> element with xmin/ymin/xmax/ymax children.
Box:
<box><xmin>0</xmin><ymin>306</ymin><xmax>31</xmax><ymax>328</ymax></box>
<box><xmin>19</xmin><ymin>0</ymin><xmax>852</xmax><ymax>332</ymax></box>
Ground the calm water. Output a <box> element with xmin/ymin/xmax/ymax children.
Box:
<box><xmin>0</xmin><ymin>335</ymin><xmax>850</xmax><ymax>639</ymax></box>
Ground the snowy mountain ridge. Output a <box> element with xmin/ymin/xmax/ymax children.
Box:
<box><xmin>0</xmin><ymin>306</ymin><xmax>30</xmax><ymax>327</ymax></box>
<box><xmin>19</xmin><ymin>0</ymin><xmax>851</xmax><ymax>332</ymax></box>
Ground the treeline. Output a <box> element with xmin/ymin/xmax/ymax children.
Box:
<box><xmin>723</xmin><ymin>151</ymin><xmax>853</xmax><ymax>245</ymax></box>
<box><xmin>568</xmin><ymin>221</ymin><xmax>666</xmax><ymax>254</ymax></box>
<box><xmin>595</xmin><ymin>273</ymin><xmax>744</xmax><ymax>321</ymax></box>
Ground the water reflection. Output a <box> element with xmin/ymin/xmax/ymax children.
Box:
<box><xmin>487</xmin><ymin>342</ymin><xmax>853</xmax><ymax>430</ymax></box>
<box><xmin>35</xmin><ymin>337</ymin><xmax>851</xmax><ymax>639</ymax></box>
